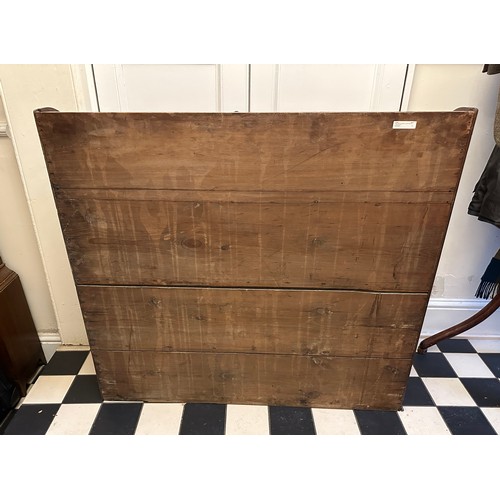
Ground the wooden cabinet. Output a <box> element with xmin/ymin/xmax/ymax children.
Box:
<box><xmin>35</xmin><ymin>109</ymin><xmax>477</xmax><ymax>410</ymax></box>
<box><xmin>0</xmin><ymin>257</ymin><xmax>46</xmax><ymax>396</ymax></box>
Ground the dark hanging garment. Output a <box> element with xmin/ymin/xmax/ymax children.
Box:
<box><xmin>468</xmin><ymin>145</ymin><xmax>500</xmax><ymax>298</ymax></box>
<box><xmin>483</xmin><ymin>64</ymin><xmax>500</xmax><ymax>75</ymax></box>
<box><xmin>468</xmin><ymin>145</ymin><xmax>500</xmax><ymax>227</ymax></box>
<box><xmin>469</xmin><ymin>66</ymin><xmax>500</xmax><ymax>298</ymax></box>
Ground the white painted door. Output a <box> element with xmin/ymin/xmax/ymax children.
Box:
<box><xmin>92</xmin><ymin>64</ymin><xmax>411</xmax><ymax>112</ymax></box>
<box><xmin>250</xmin><ymin>64</ymin><xmax>410</xmax><ymax>111</ymax></box>
<box><xmin>93</xmin><ymin>64</ymin><xmax>249</xmax><ymax>112</ymax></box>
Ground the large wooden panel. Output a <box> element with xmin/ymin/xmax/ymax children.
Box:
<box><xmin>56</xmin><ymin>194</ymin><xmax>452</xmax><ymax>291</ymax></box>
<box><xmin>35</xmin><ymin>111</ymin><xmax>476</xmax><ymax>193</ymax></box>
<box><xmin>93</xmin><ymin>350</ymin><xmax>411</xmax><ymax>410</ymax></box>
<box><xmin>34</xmin><ymin>109</ymin><xmax>477</xmax><ymax>410</ymax></box>
<box><xmin>79</xmin><ymin>286</ymin><xmax>427</xmax><ymax>357</ymax></box>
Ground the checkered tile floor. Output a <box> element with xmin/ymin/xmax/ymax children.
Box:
<box><xmin>2</xmin><ymin>338</ymin><xmax>500</xmax><ymax>435</ymax></box>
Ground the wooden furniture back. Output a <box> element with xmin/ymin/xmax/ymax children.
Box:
<box><xmin>0</xmin><ymin>257</ymin><xmax>46</xmax><ymax>396</ymax></box>
<box><xmin>35</xmin><ymin>109</ymin><xmax>477</xmax><ymax>410</ymax></box>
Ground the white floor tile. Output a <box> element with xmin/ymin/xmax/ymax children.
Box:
<box><xmin>42</xmin><ymin>343</ymin><xmax>60</xmax><ymax>362</ymax></box>
<box><xmin>135</xmin><ymin>403</ymin><xmax>184</xmax><ymax>435</ymax></box>
<box><xmin>443</xmin><ymin>353</ymin><xmax>495</xmax><ymax>378</ymax></box>
<box><xmin>416</xmin><ymin>343</ymin><xmax>440</xmax><ymax>353</ymax></box>
<box><xmin>422</xmin><ymin>378</ymin><xmax>476</xmax><ymax>407</ymax></box>
<box><xmin>46</xmin><ymin>404</ymin><xmax>101</xmax><ymax>435</ymax></box>
<box><xmin>79</xmin><ymin>353</ymin><xmax>96</xmax><ymax>375</ymax></box>
<box><xmin>56</xmin><ymin>345</ymin><xmax>90</xmax><ymax>351</ymax></box>
<box><xmin>426</xmin><ymin>345</ymin><xmax>441</xmax><ymax>353</ymax></box>
<box><xmin>225</xmin><ymin>404</ymin><xmax>269</xmax><ymax>435</ymax></box>
<box><xmin>469</xmin><ymin>339</ymin><xmax>500</xmax><ymax>353</ymax></box>
<box><xmin>399</xmin><ymin>407</ymin><xmax>450</xmax><ymax>435</ymax></box>
<box><xmin>312</xmin><ymin>408</ymin><xmax>360</xmax><ymax>435</ymax></box>
<box><xmin>480</xmin><ymin>408</ymin><xmax>500</xmax><ymax>434</ymax></box>
<box><xmin>22</xmin><ymin>375</ymin><xmax>75</xmax><ymax>404</ymax></box>
<box><xmin>410</xmin><ymin>367</ymin><xmax>418</xmax><ymax>377</ymax></box>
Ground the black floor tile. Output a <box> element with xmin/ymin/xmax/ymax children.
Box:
<box><xmin>435</xmin><ymin>339</ymin><xmax>476</xmax><ymax>353</ymax></box>
<box><xmin>89</xmin><ymin>403</ymin><xmax>143</xmax><ymax>435</ymax></box>
<box><xmin>403</xmin><ymin>377</ymin><xmax>435</xmax><ymax>406</ymax></box>
<box><xmin>2</xmin><ymin>404</ymin><xmax>60</xmax><ymax>435</ymax></box>
<box><xmin>0</xmin><ymin>410</ymin><xmax>18</xmax><ymax>435</ymax></box>
<box><xmin>62</xmin><ymin>375</ymin><xmax>103</xmax><ymax>404</ymax></box>
<box><xmin>438</xmin><ymin>406</ymin><xmax>496</xmax><ymax>435</ymax></box>
<box><xmin>268</xmin><ymin>406</ymin><xmax>316</xmax><ymax>435</ymax></box>
<box><xmin>412</xmin><ymin>352</ymin><xmax>457</xmax><ymax>377</ymax></box>
<box><xmin>41</xmin><ymin>351</ymin><xmax>90</xmax><ymax>375</ymax></box>
<box><xmin>179</xmin><ymin>403</ymin><xmax>227</xmax><ymax>435</ymax></box>
<box><xmin>461</xmin><ymin>378</ymin><xmax>500</xmax><ymax>407</ymax></box>
<box><xmin>479</xmin><ymin>353</ymin><xmax>500</xmax><ymax>378</ymax></box>
<box><xmin>354</xmin><ymin>410</ymin><xmax>406</xmax><ymax>435</ymax></box>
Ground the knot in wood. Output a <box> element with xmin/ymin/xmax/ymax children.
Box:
<box><xmin>311</xmin><ymin>237</ymin><xmax>325</xmax><ymax>247</ymax></box>
<box><xmin>181</xmin><ymin>237</ymin><xmax>204</xmax><ymax>249</ymax></box>
<box><xmin>384</xmin><ymin>365</ymin><xmax>400</xmax><ymax>376</ymax></box>
<box><xmin>148</xmin><ymin>297</ymin><xmax>162</xmax><ymax>308</ymax></box>
<box><xmin>315</xmin><ymin>307</ymin><xmax>334</xmax><ymax>316</ymax></box>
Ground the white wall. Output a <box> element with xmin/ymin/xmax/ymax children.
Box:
<box><xmin>0</xmin><ymin>65</ymin><xmax>89</xmax><ymax>348</ymax></box>
<box><xmin>408</xmin><ymin>64</ymin><xmax>500</xmax><ymax>336</ymax></box>
<box><xmin>0</xmin><ymin>98</ymin><xmax>57</xmax><ymax>334</ymax></box>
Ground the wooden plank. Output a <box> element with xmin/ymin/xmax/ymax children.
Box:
<box><xmin>78</xmin><ymin>286</ymin><xmax>427</xmax><ymax>357</ymax></box>
<box><xmin>57</xmin><ymin>196</ymin><xmax>452</xmax><ymax>292</ymax></box>
<box><xmin>35</xmin><ymin>111</ymin><xmax>476</xmax><ymax>193</ymax></box>
<box><xmin>92</xmin><ymin>350</ymin><xmax>412</xmax><ymax>410</ymax></box>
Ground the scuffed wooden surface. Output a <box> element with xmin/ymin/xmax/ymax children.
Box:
<box><xmin>35</xmin><ymin>109</ymin><xmax>477</xmax><ymax>409</ymax></box>
<box><xmin>79</xmin><ymin>286</ymin><xmax>427</xmax><ymax>357</ymax></box>
<box><xmin>36</xmin><ymin>112</ymin><xmax>474</xmax><ymax>192</ymax></box>
<box><xmin>93</xmin><ymin>350</ymin><xmax>411</xmax><ymax>410</ymax></box>
<box><xmin>57</xmin><ymin>194</ymin><xmax>452</xmax><ymax>292</ymax></box>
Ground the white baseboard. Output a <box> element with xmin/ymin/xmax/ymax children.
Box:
<box><xmin>39</xmin><ymin>331</ymin><xmax>62</xmax><ymax>362</ymax></box>
<box><xmin>421</xmin><ymin>298</ymin><xmax>500</xmax><ymax>340</ymax></box>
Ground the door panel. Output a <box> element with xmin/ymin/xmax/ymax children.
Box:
<box><xmin>250</xmin><ymin>64</ymin><xmax>408</xmax><ymax>111</ymax></box>
<box><xmin>93</xmin><ymin>64</ymin><xmax>249</xmax><ymax>112</ymax></box>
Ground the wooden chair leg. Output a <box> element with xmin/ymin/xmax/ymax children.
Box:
<box><xmin>418</xmin><ymin>293</ymin><xmax>500</xmax><ymax>354</ymax></box>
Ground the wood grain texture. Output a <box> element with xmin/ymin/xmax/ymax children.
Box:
<box><xmin>57</xmin><ymin>195</ymin><xmax>451</xmax><ymax>291</ymax></box>
<box><xmin>79</xmin><ymin>286</ymin><xmax>427</xmax><ymax>357</ymax></box>
<box><xmin>35</xmin><ymin>111</ymin><xmax>476</xmax><ymax>193</ymax></box>
<box><xmin>34</xmin><ymin>109</ymin><xmax>478</xmax><ymax>409</ymax></box>
<box><xmin>93</xmin><ymin>350</ymin><xmax>411</xmax><ymax>410</ymax></box>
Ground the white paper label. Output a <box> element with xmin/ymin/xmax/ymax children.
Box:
<box><xmin>393</xmin><ymin>120</ymin><xmax>417</xmax><ymax>129</ymax></box>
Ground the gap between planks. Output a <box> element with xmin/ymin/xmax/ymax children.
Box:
<box><xmin>89</xmin><ymin>348</ymin><xmax>416</xmax><ymax>360</ymax></box>
<box><xmin>78</xmin><ymin>283</ymin><xmax>428</xmax><ymax>296</ymax></box>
